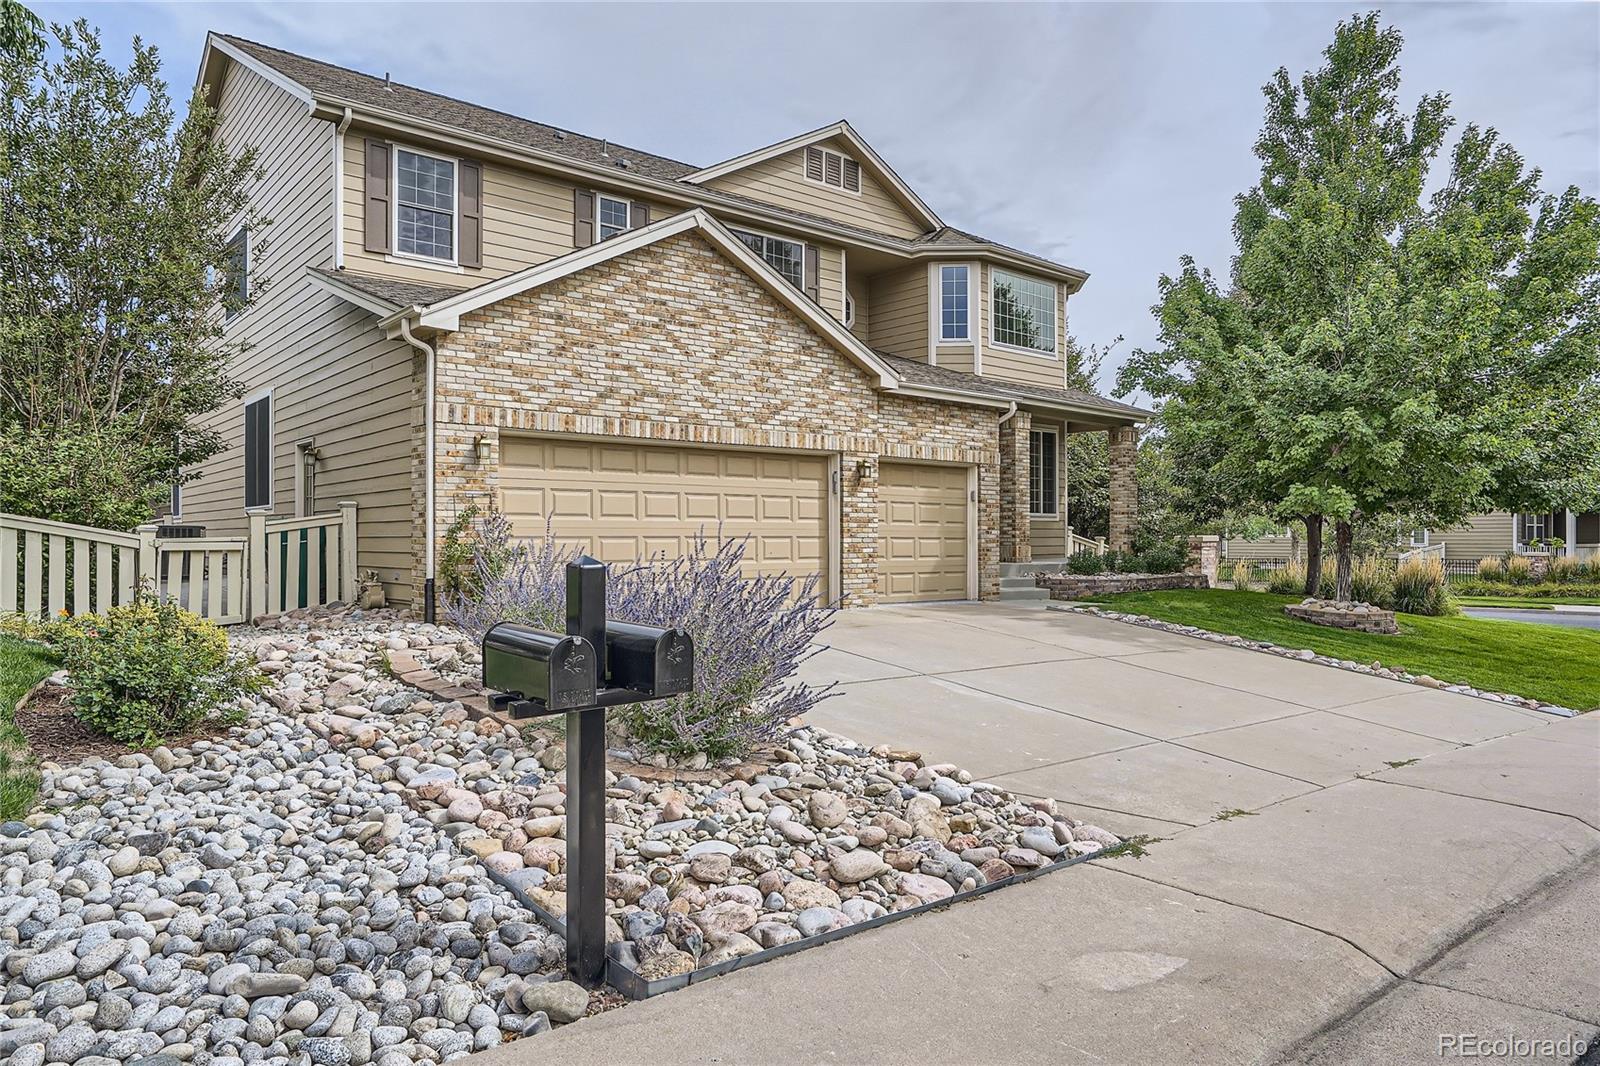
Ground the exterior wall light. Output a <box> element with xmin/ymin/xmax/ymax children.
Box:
<box><xmin>475</xmin><ymin>434</ymin><xmax>492</xmax><ymax>463</ymax></box>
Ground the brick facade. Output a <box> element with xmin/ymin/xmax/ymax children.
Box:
<box><xmin>997</xmin><ymin>410</ymin><xmax>1031</xmax><ymax>563</ymax></box>
<box><xmin>419</xmin><ymin>232</ymin><xmax>1002</xmax><ymax>606</ymax></box>
<box><xmin>1108</xmin><ymin>425</ymin><xmax>1139</xmax><ymax>552</ymax></box>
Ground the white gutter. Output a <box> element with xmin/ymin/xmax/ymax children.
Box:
<box><xmin>333</xmin><ymin>107</ymin><xmax>353</xmax><ymax>269</ymax></box>
<box><xmin>397</xmin><ymin>317</ymin><xmax>437</xmax><ymax>615</ymax></box>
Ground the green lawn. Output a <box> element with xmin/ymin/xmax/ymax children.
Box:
<box><xmin>0</xmin><ymin>635</ymin><xmax>57</xmax><ymax>820</ymax></box>
<box><xmin>1457</xmin><ymin>595</ymin><xmax>1600</xmax><ymax>609</ymax></box>
<box><xmin>1084</xmin><ymin>588</ymin><xmax>1600</xmax><ymax>711</ymax></box>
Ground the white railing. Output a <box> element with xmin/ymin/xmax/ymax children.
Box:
<box><xmin>1066</xmin><ymin>528</ymin><xmax>1108</xmax><ymax>556</ymax></box>
<box><xmin>249</xmin><ymin>502</ymin><xmax>358</xmax><ymax>618</ymax></box>
<box><xmin>1398</xmin><ymin>541</ymin><xmax>1446</xmax><ymax>564</ymax></box>
<box><xmin>2</xmin><ymin>502</ymin><xmax>357</xmax><ymax>626</ymax></box>
<box><xmin>0</xmin><ymin>513</ymin><xmax>146</xmax><ymax>619</ymax></box>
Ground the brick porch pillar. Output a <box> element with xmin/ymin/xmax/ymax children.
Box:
<box><xmin>998</xmin><ymin>410</ymin><xmax>1031</xmax><ymax>563</ymax></box>
<box><xmin>1108</xmin><ymin>425</ymin><xmax>1138</xmax><ymax>552</ymax></box>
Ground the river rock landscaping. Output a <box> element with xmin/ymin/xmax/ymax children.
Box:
<box><xmin>0</xmin><ymin>606</ymin><xmax>1122</xmax><ymax>1062</ymax></box>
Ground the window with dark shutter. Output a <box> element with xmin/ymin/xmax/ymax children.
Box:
<box><xmin>244</xmin><ymin>394</ymin><xmax>273</xmax><ymax>509</ymax></box>
<box><xmin>364</xmin><ymin>139</ymin><xmax>391</xmax><ymax>253</ymax></box>
<box><xmin>573</xmin><ymin>189</ymin><xmax>595</xmax><ymax>248</ymax></box>
<box><xmin>224</xmin><ymin>226</ymin><xmax>249</xmax><ymax>321</ymax></box>
<box><xmin>459</xmin><ymin>160</ymin><xmax>483</xmax><ymax>268</ymax></box>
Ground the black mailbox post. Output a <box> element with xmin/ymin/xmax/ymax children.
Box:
<box><xmin>482</xmin><ymin>556</ymin><xmax>694</xmax><ymax>988</ymax></box>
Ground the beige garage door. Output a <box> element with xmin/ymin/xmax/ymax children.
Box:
<box><xmin>877</xmin><ymin>462</ymin><xmax>970</xmax><ymax>602</ymax></box>
<box><xmin>499</xmin><ymin>437</ymin><xmax>830</xmax><ymax>599</ymax></box>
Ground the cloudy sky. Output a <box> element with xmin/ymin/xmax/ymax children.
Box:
<box><xmin>36</xmin><ymin>1</ymin><xmax>1600</xmax><ymax>396</ymax></box>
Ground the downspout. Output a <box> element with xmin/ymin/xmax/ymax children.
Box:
<box><xmin>997</xmin><ymin>400</ymin><xmax>1018</xmax><ymax>426</ymax></box>
<box><xmin>398</xmin><ymin>316</ymin><xmax>438</xmax><ymax>622</ymax></box>
<box><xmin>333</xmin><ymin>108</ymin><xmax>353</xmax><ymax>270</ymax></box>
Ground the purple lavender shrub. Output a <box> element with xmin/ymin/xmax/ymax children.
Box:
<box><xmin>444</xmin><ymin>514</ymin><xmax>838</xmax><ymax>759</ymax></box>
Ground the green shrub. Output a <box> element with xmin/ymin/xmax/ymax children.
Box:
<box><xmin>1548</xmin><ymin>556</ymin><xmax>1585</xmax><ymax>584</ymax></box>
<box><xmin>1452</xmin><ymin>580</ymin><xmax>1600</xmax><ymax>599</ymax></box>
<box><xmin>1393</xmin><ymin>556</ymin><xmax>1456</xmax><ymax>616</ymax></box>
<box><xmin>1347</xmin><ymin>556</ymin><xmax>1396</xmax><ymax>607</ymax></box>
<box><xmin>1127</xmin><ymin>542</ymin><xmax>1190</xmax><ymax>575</ymax></box>
<box><xmin>1476</xmin><ymin>556</ymin><xmax>1504</xmax><ymax>582</ymax></box>
<box><xmin>56</xmin><ymin>598</ymin><xmax>262</xmax><ymax>745</ymax></box>
<box><xmin>1066</xmin><ymin>549</ymin><xmax>1106</xmax><ymax>575</ymax></box>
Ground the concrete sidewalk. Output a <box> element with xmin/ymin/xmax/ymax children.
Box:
<box><xmin>472</xmin><ymin>603</ymin><xmax>1599</xmax><ymax>1065</ymax></box>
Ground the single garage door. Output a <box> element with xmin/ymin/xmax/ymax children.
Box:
<box><xmin>877</xmin><ymin>461</ymin><xmax>969</xmax><ymax>602</ymax></box>
<box><xmin>499</xmin><ymin>437</ymin><xmax>830</xmax><ymax>599</ymax></box>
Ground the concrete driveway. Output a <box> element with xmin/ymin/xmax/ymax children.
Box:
<box><xmin>474</xmin><ymin>603</ymin><xmax>1599</xmax><ymax>1066</ymax></box>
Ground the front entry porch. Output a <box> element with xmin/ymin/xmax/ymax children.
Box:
<box><xmin>997</xmin><ymin>406</ymin><xmax>1141</xmax><ymax>566</ymax></box>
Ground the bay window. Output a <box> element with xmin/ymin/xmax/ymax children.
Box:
<box><xmin>992</xmin><ymin>268</ymin><xmax>1057</xmax><ymax>354</ymax></box>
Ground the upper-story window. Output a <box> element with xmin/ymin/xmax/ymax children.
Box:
<box><xmin>731</xmin><ymin>228</ymin><xmax>804</xmax><ymax>289</ymax></box>
<box><xmin>939</xmin><ymin>265</ymin><xmax>969</xmax><ymax>341</ymax></box>
<box><xmin>395</xmin><ymin>147</ymin><xmax>456</xmax><ymax>261</ymax></box>
<box><xmin>223</xmin><ymin>225</ymin><xmax>249</xmax><ymax>321</ymax></box>
<box><xmin>597</xmin><ymin>194</ymin><xmax>632</xmax><ymax>241</ymax></box>
<box><xmin>991</xmin><ymin>268</ymin><xmax>1057</xmax><ymax>355</ymax></box>
<box><xmin>804</xmin><ymin>146</ymin><xmax>861</xmax><ymax>194</ymax></box>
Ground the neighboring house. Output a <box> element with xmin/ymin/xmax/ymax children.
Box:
<box><xmin>1406</xmin><ymin>510</ymin><xmax>1600</xmax><ymax>561</ymax></box>
<box><xmin>183</xmin><ymin>34</ymin><xmax>1147</xmax><ymax>613</ymax></box>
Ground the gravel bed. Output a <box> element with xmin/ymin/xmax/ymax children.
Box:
<box><xmin>1059</xmin><ymin>603</ymin><xmax>1577</xmax><ymax>715</ymax></box>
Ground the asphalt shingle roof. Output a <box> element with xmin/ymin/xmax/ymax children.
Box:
<box><xmin>879</xmin><ymin>354</ymin><xmax>1148</xmax><ymax>420</ymax></box>
<box><xmin>311</xmin><ymin>268</ymin><xmax>467</xmax><ymax>308</ymax></box>
<box><xmin>221</xmin><ymin>36</ymin><xmax>699</xmax><ymax>182</ymax></box>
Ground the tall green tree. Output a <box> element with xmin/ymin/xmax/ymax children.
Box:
<box><xmin>1120</xmin><ymin>13</ymin><xmax>1600</xmax><ymax>599</ymax></box>
<box><xmin>1</xmin><ymin>16</ymin><xmax>264</xmax><ymax>529</ymax></box>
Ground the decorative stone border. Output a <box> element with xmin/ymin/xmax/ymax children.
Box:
<box><xmin>1052</xmin><ymin>604</ymin><xmax>1579</xmax><ymax>718</ymax></box>
<box><xmin>1035</xmin><ymin>572</ymin><xmax>1207</xmax><ymax>599</ymax></box>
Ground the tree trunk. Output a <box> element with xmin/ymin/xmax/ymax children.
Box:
<box><xmin>1303</xmin><ymin>515</ymin><xmax>1323</xmax><ymax>597</ymax></box>
<box><xmin>1335</xmin><ymin>520</ymin><xmax>1354</xmax><ymax>602</ymax></box>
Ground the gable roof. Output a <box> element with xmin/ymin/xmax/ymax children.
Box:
<box><xmin>212</xmin><ymin>35</ymin><xmax>697</xmax><ymax>182</ymax></box>
<box><xmin>682</xmin><ymin>121</ymin><xmax>943</xmax><ymax>232</ymax></box>
<box><xmin>307</xmin><ymin>268</ymin><xmax>466</xmax><ymax>312</ymax></box>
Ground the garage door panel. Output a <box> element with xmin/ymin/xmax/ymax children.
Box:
<box><xmin>877</xmin><ymin>462</ymin><xmax>969</xmax><ymax>603</ymax></box>
<box><xmin>501</xmin><ymin>437</ymin><xmax>828</xmax><ymax>600</ymax></box>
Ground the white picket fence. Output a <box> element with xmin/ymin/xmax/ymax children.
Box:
<box><xmin>0</xmin><ymin>502</ymin><xmax>357</xmax><ymax>626</ymax></box>
<box><xmin>1398</xmin><ymin>541</ymin><xmax>1447</xmax><ymax>565</ymax></box>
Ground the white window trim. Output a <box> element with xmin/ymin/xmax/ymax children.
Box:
<box><xmin>937</xmin><ymin>263</ymin><xmax>972</xmax><ymax>344</ymax></box>
<box><xmin>843</xmin><ymin>291</ymin><xmax>855</xmax><ymax>329</ymax></box>
<box><xmin>1029</xmin><ymin>427</ymin><xmax>1059</xmax><ymax>518</ymax></box>
<box><xmin>990</xmin><ymin>267</ymin><xmax>1060</xmax><ymax>359</ymax></box>
<box><xmin>391</xmin><ymin>144</ymin><xmax>460</xmax><ymax>266</ymax></box>
<box><xmin>596</xmin><ymin>191</ymin><xmax>634</xmax><ymax>242</ymax></box>
<box><xmin>728</xmin><ymin>225</ymin><xmax>806</xmax><ymax>290</ymax></box>
<box><xmin>223</xmin><ymin>224</ymin><xmax>249</xmax><ymax>323</ymax></box>
<box><xmin>243</xmin><ymin>386</ymin><xmax>275</xmax><ymax>511</ymax></box>
<box><xmin>802</xmin><ymin>146</ymin><xmax>863</xmax><ymax>197</ymax></box>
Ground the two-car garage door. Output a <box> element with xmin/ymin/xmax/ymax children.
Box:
<box><xmin>498</xmin><ymin>437</ymin><xmax>969</xmax><ymax>605</ymax></box>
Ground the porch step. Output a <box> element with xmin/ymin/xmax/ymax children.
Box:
<box><xmin>999</xmin><ymin>559</ymin><xmax>1071</xmax><ymax>578</ymax></box>
<box><xmin>997</xmin><ymin>585</ymin><xmax>1051</xmax><ymax>601</ymax></box>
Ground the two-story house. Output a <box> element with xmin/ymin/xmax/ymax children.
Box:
<box><xmin>182</xmin><ymin>33</ymin><xmax>1148</xmax><ymax>615</ymax></box>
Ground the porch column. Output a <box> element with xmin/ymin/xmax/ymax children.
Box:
<box><xmin>1108</xmin><ymin>425</ymin><xmax>1138</xmax><ymax>553</ymax></box>
<box><xmin>1565</xmin><ymin>509</ymin><xmax>1578</xmax><ymax>557</ymax></box>
<box><xmin>998</xmin><ymin>410</ymin><xmax>1031</xmax><ymax>563</ymax></box>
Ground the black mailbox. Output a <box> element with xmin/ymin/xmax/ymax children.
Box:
<box><xmin>605</xmin><ymin>621</ymin><xmax>695</xmax><ymax>698</ymax></box>
<box><xmin>482</xmin><ymin>623</ymin><xmax>598</xmax><ymax>714</ymax></box>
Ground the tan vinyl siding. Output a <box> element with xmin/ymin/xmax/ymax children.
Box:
<box><xmin>1222</xmin><ymin>534</ymin><xmax>1296</xmax><ymax>561</ymax></box>
<box><xmin>866</xmin><ymin>264</ymin><xmax>929</xmax><ymax>361</ymax></box>
<box><xmin>1028</xmin><ymin>418</ymin><xmax>1068</xmax><ymax>558</ymax></box>
<box><xmin>342</xmin><ymin>134</ymin><xmax>671</xmax><ymax>285</ymax></box>
<box><xmin>978</xmin><ymin>263</ymin><xmax>1066</xmax><ymax>389</ymax></box>
<box><xmin>817</xmin><ymin>244</ymin><xmax>844</xmax><ymax>323</ymax></box>
<box><xmin>846</xmin><ymin>266</ymin><xmax>870</xmax><ymax>343</ymax></box>
<box><xmin>1435</xmin><ymin>512</ymin><xmax>1516</xmax><ymax>561</ymax></box>
<box><xmin>183</xmin><ymin>61</ymin><xmax>419</xmax><ymax>603</ymax></box>
<box><xmin>704</xmin><ymin>137</ymin><xmax>927</xmax><ymax>240</ymax></box>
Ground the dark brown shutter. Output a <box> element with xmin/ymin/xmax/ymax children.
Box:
<box><xmin>804</xmin><ymin>246</ymin><xmax>820</xmax><ymax>303</ymax></box>
<box><xmin>843</xmin><ymin>158</ymin><xmax>861</xmax><ymax>193</ymax></box>
<box><xmin>573</xmin><ymin>190</ymin><xmax>594</xmax><ymax>248</ymax></box>
<box><xmin>629</xmin><ymin>201</ymin><xmax>649</xmax><ymax>230</ymax></box>
<box><xmin>363</xmin><ymin>139</ymin><xmax>390</xmax><ymax>254</ymax></box>
<box><xmin>805</xmin><ymin>146</ymin><xmax>824</xmax><ymax>182</ymax></box>
<box><xmin>244</xmin><ymin>396</ymin><xmax>271</xmax><ymax>509</ymax></box>
<box><xmin>458</xmin><ymin>160</ymin><xmax>482</xmax><ymax>268</ymax></box>
<box><xmin>824</xmin><ymin>152</ymin><xmax>842</xmax><ymax>187</ymax></box>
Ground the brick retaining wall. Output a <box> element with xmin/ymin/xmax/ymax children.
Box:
<box><xmin>1036</xmin><ymin>572</ymin><xmax>1208</xmax><ymax>599</ymax></box>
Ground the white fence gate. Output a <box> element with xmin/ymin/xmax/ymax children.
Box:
<box><xmin>1</xmin><ymin>502</ymin><xmax>357</xmax><ymax>626</ymax></box>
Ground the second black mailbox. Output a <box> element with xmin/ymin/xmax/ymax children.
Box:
<box><xmin>605</xmin><ymin>621</ymin><xmax>694</xmax><ymax>697</ymax></box>
<box><xmin>482</xmin><ymin>623</ymin><xmax>598</xmax><ymax>712</ymax></box>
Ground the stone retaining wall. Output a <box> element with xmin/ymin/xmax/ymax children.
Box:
<box><xmin>1283</xmin><ymin>599</ymin><xmax>1399</xmax><ymax>635</ymax></box>
<box><xmin>1035</xmin><ymin>572</ymin><xmax>1207</xmax><ymax>599</ymax></box>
